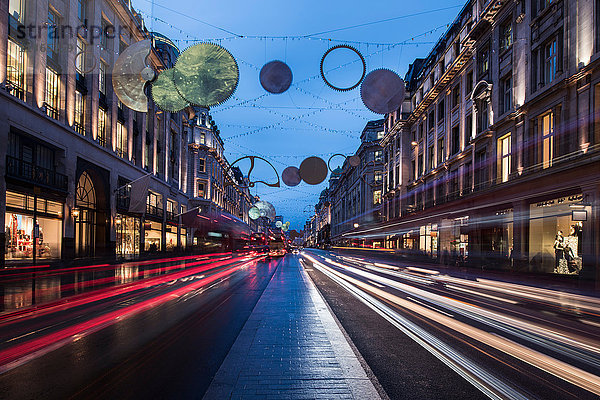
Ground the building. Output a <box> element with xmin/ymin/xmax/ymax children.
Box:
<box><xmin>330</xmin><ymin>119</ymin><xmax>384</xmax><ymax>247</ymax></box>
<box><xmin>352</xmin><ymin>0</ymin><xmax>600</xmax><ymax>282</ymax></box>
<box><xmin>0</xmin><ymin>0</ymin><xmax>254</xmax><ymax>265</ymax></box>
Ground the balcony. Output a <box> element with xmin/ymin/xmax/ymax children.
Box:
<box><xmin>146</xmin><ymin>204</ymin><xmax>164</xmax><ymax>219</ymax></box>
<box><xmin>6</xmin><ymin>156</ymin><xmax>68</xmax><ymax>192</ymax></box>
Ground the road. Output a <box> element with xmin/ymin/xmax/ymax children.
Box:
<box><xmin>302</xmin><ymin>249</ymin><xmax>600</xmax><ymax>400</ymax></box>
<box><xmin>1</xmin><ymin>250</ymin><xmax>599</xmax><ymax>399</ymax></box>
<box><xmin>0</xmin><ymin>253</ymin><xmax>279</xmax><ymax>399</ymax></box>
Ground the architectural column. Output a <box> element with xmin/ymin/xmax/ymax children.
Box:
<box><xmin>512</xmin><ymin>200</ymin><xmax>529</xmax><ymax>271</ymax></box>
<box><xmin>580</xmin><ymin>184</ymin><xmax>600</xmax><ymax>288</ymax></box>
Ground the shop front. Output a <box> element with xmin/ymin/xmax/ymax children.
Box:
<box><xmin>144</xmin><ymin>220</ymin><xmax>162</xmax><ymax>252</ymax></box>
<box><xmin>528</xmin><ymin>194</ymin><xmax>584</xmax><ymax>275</ymax></box>
<box><xmin>4</xmin><ymin>191</ymin><xmax>63</xmax><ymax>261</ymax></box>
<box><xmin>116</xmin><ymin>214</ymin><xmax>141</xmax><ymax>258</ymax></box>
<box><xmin>165</xmin><ymin>224</ymin><xmax>178</xmax><ymax>251</ymax></box>
<box><xmin>180</xmin><ymin>228</ymin><xmax>187</xmax><ymax>250</ymax></box>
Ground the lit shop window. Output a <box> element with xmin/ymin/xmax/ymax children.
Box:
<box><xmin>541</xmin><ymin>111</ymin><xmax>554</xmax><ymax>169</ymax></box>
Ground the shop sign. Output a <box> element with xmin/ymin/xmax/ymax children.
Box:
<box><xmin>33</xmin><ymin>224</ymin><xmax>40</xmax><ymax>238</ymax></box>
<box><xmin>536</xmin><ymin>194</ymin><xmax>583</xmax><ymax>208</ymax></box>
<box><xmin>572</xmin><ymin>210</ymin><xmax>587</xmax><ymax>221</ymax></box>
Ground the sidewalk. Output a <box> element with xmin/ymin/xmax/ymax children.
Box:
<box><xmin>203</xmin><ymin>255</ymin><xmax>381</xmax><ymax>400</ymax></box>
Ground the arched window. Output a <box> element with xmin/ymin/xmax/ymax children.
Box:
<box><xmin>76</xmin><ymin>171</ymin><xmax>96</xmax><ymax>209</ymax></box>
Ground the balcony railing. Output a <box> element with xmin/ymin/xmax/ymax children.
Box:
<box><xmin>6</xmin><ymin>156</ymin><xmax>68</xmax><ymax>192</ymax></box>
<box><xmin>166</xmin><ymin>210</ymin><xmax>177</xmax><ymax>223</ymax></box>
<box><xmin>146</xmin><ymin>204</ymin><xmax>164</xmax><ymax>219</ymax></box>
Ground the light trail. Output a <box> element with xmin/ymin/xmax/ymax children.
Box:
<box><xmin>0</xmin><ymin>255</ymin><xmax>266</xmax><ymax>374</ymax></box>
<box><xmin>303</xmin><ymin>251</ymin><xmax>600</xmax><ymax>397</ymax></box>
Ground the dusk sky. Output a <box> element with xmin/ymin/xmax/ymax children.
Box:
<box><xmin>132</xmin><ymin>0</ymin><xmax>465</xmax><ymax>230</ymax></box>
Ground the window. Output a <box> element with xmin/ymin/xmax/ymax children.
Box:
<box><xmin>419</xmin><ymin>152</ymin><xmax>424</xmax><ymax>176</ymax></box>
<box><xmin>463</xmin><ymin>162</ymin><xmax>472</xmax><ymax>194</ymax></box>
<box><xmin>374</xmin><ymin>151</ymin><xmax>383</xmax><ymax>162</ymax></box>
<box><xmin>116</xmin><ymin>122</ymin><xmax>127</xmax><ymax>158</ymax></box>
<box><xmin>544</xmin><ymin>38</ymin><xmax>558</xmax><ymax>84</ymax></box>
<box><xmin>97</xmin><ymin>108</ymin><xmax>108</xmax><ymax>146</ymax></box>
<box><xmin>428</xmin><ymin>145</ymin><xmax>435</xmax><ymax>170</ymax></box>
<box><xmin>9</xmin><ymin>0</ymin><xmax>24</xmax><ymax>22</ymax></box>
<box><xmin>437</xmin><ymin>138</ymin><xmax>445</xmax><ymax>165</ymax></box>
<box><xmin>452</xmin><ymin>84</ymin><xmax>460</xmax><ymax>109</ymax></box>
<box><xmin>377</xmin><ymin>130</ymin><xmax>385</xmax><ymax>139</ymax></box>
<box><xmin>466</xmin><ymin>114</ymin><xmax>473</xmax><ymax>144</ymax></box>
<box><xmin>475</xmin><ymin>149</ymin><xmax>488</xmax><ymax>190</ymax></box>
<box><xmin>44</xmin><ymin>67</ymin><xmax>60</xmax><ymax>120</ymax></box>
<box><xmin>166</xmin><ymin>199</ymin><xmax>177</xmax><ymax>219</ymax></box>
<box><xmin>411</xmin><ymin>159</ymin><xmax>416</xmax><ymax>181</ymax></box>
<box><xmin>437</xmin><ymin>100</ymin><xmax>445</xmax><ymax>122</ymax></box>
<box><xmin>375</xmin><ymin>172</ymin><xmax>383</xmax><ymax>183</ymax></box>
<box><xmin>373</xmin><ymin>190</ymin><xmax>382</xmax><ymax>205</ymax></box>
<box><xmin>452</xmin><ymin>126</ymin><xmax>460</xmax><ymax>155</ymax></box>
<box><xmin>541</xmin><ymin>111</ymin><xmax>554</xmax><ymax>169</ymax></box>
<box><xmin>198</xmin><ymin>158</ymin><xmax>205</xmax><ymax>173</ymax></box>
<box><xmin>478</xmin><ymin>42</ymin><xmax>490</xmax><ymax>76</ymax></box>
<box><xmin>6</xmin><ymin>39</ymin><xmax>26</xmax><ymax>100</ymax></box>
<box><xmin>74</xmin><ymin>91</ymin><xmax>85</xmax><ymax>134</ymax></box>
<box><xmin>99</xmin><ymin>61</ymin><xmax>107</xmax><ymax>95</ymax></box>
<box><xmin>533</xmin><ymin>0</ymin><xmax>554</xmax><ymax>16</ymax></box>
<box><xmin>76</xmin><ymin>37</ymin><xmax>86</xmax><ymax>76</ymax></box>
<box><xmin>197</xmin><ymin>181</ymin><xmax>206</xmax><ymax>198</ymax></box>
<box><xmin>501</xmin><ymin>75</ymin><xmax>512</xmax><ymax>114</ymax></box>
<box><xmin>466</xmin><ymin>70</ymin><xmax>474</xmax><ymax>97</ymax></box>
<box><xmin>47</xmin><ymin>9</ymin><xmax>59</xmax><ymax>60</ymax></box>
<box><xmin>428</xmin><ymin>110</ymin><xmax>435</xmax><ymax>130</ymax></box>
<box><xmin>77</xmin><ymin>0</ymin><xmax>86</xmax><ymax>21</ymax></box>
<box><xmin>101</xmin><ymin>18</ymin><xmax>110</xmax><ymax>48</ymax></box>
<box><xmin>498</xmin><ymin>133</ymin><xmax>512</xmax><ymax>183</ymax></box>
<box><xmin>477</xmin><ymin>101</ymin><xmax>489</xmax><ymax>133</ymax></box>
<box><xmin>500</xmin><ymin>20</ymin><xmax>513</xmax><ymax>52</ymax></box>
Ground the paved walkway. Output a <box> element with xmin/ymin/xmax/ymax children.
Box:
<box><xmin>203</xmin><ymin>255</ymin><xmax>381</xmax><ymax>400</ymax></box>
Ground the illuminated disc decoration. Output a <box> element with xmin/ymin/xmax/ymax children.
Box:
<box><xmin>249</xmin><ymin>207</ymin><xmax>261</xmax><ymax>220</ymax></box>
<box><xmin>260</xmin><ymin>60</ymin><xmax>293</xmax><ymax>94</ymax></box>
<box><xmin>275</xmin><ymin>221</ymin><xmax>283</xmax><ymax>228</ymax></box>
<box><xmin>320</xmin><ymin>44</ymin><xmax>366</xmax><ymax>92</ymax></box>
<box><xmin>112</xmin><ymin>39</ymin><xmax>154</xmax><ymax>112</ymax></box>
<box><xmin>348</xmin><ymin>155</ymin><xmax>361</xmax><ymax>167</ymax></box>
<box><xmin>282</xmin><ymin>166</ymin><xmax>302</xmax><ymax>187</ymax></box>
<box><xmin>299</xmin><ymin>157</ymin><xmax>328</xmax><ymax>185</ymax></box>
<box><xmin>151</xmin><ymin>68</ymin><xmax>189</xmax><ymax>113</ymax></box>
<box><xmin>282</xmin><ymin>222</ymin><xmax>290</xmax><ymax>232</ymax></box>
<box><xmin>360</xmin><ymin>68</ymin><xmax>406</xmax><ymax>114</ymax></box>
<box><xmin>172</xmin><ymin>43</ymin><xmax>239</xmax><ymax>107</ymax></box>
<box><xmin>254</xmin><ymin>201</ymin><xmax>276</xmax><ymax>221</ymax></box>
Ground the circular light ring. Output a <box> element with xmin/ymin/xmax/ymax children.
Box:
<box><xmin>151</xmin><ymin>68</ymin><xmax>190</xmax><ymax>113</ymax></box>
<box><xmin>227</xmin><ymin>155</ymin><xmax>280</xmax><ymax>188</ymax></box>
<box><xmin>254</xmin><ymin>200</ymin><xmax>276</xmax><ymax>221</ymax></box>
<box><xmin>299</xmin><ymin>156</ymin><xmax>328</xmax><ymax>185</ymax></box>
<box><xmin>260</xmin><ymin>60</ymin><xmax>293</xmax><ymax>94</ymax></box>
<box><xmin>320</xmin><ymin>44</ymin><xmax>366</xmax><ymax>92</ymax></box>
<box><xmin>282</xmin><ymin>166</ymin><xmax>302</xmax><ymax>187</ymax></box>
<box><xmin>360</xmin><ymin>68</ymin><xmax>406</xmax><ymax>115</ymax></box>
<box><xmin>275</xmin><ymin>221</ymin><xmax>283</xmax><ymax>228</ymax></box>
<box><xmin>172</xmin><ymin>42</ymin><xmax>239</xmax><ymax>107</ymax></box>
<box><xmin>327</xmin><ymin>154</ymin><xmax>347</xmax><ymax>173</ymax></box>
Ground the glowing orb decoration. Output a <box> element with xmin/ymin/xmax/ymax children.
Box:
<box><xmin>348</xmin><ymin>155</ymin><xmax>361</xmax><ymax>167</ymax></box>
<box><xmin>113</xmin><ymin>39</ymin><xmax>154</xmax><ymax>112</ymax></box>
<box><xmin>249</xmin><ymin>207</ymin><xmax>261</xmax><ymax>220</ymax></box>
<box><xmin>254</xmin><ymin>200</ymin><xmax>276</xmax><ymax>221</ymax></box>
<box><xmin>275</xmin><ymin>221</ymin><xmax>283</xmax><ymax>228</ymax></box>
<box><xmin>151</xmin><ymin>68</ymin><xmax>189</xmax><ymax>113</ymax></box>
<box><xmin>172</xmin><ymin>43</ymin><xmax>239</xmax><ymax>107</ymax></box>
<box><xmin>282</xmin><ymin>166</ymin><xmax>302</xmax><ymax>187</ymax></box>
<box><xmin>299</xmin><ymin>157</ymin><xmax>328</xmax><ymax>185</ymax></box>
<box><xmin>360</xmin><ymin>68</ymin><xmax>406</xmax><ymax>115</ymax></box>
<box><xmin>260</xmin><ymin>60</ymin><xmax>293</xmax><ymax>94</ymax></box>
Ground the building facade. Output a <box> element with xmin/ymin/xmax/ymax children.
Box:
<box><xmin>0</xmin><ymin>0</ymin><xmax>254</xmax><ymax>265</ymax></box>
<box><xmin>356</xmin><ymin>0</ymin><xmax>600</xmax><ymax>281</ymax></box>
<box><xmin>329</xmin><ymin>119</ymin><xmax>385</xmax><ymax>247</ymax></box>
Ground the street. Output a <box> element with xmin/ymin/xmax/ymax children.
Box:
<box><xmin>0</xmin><ymin>252</ymin><xmax>599</xmax><ymax>399</ymax></box>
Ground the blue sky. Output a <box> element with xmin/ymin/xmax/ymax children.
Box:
<box><xmin>132</xmin><ymin>0</ymin><xmax>465</xmax><ymax>230</ymax></box>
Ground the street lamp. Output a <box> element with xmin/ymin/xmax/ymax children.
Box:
<box><xmin>353</xmin><ymin>223</ymin><xmax>359</xmax><ymax>228</ymax></box>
